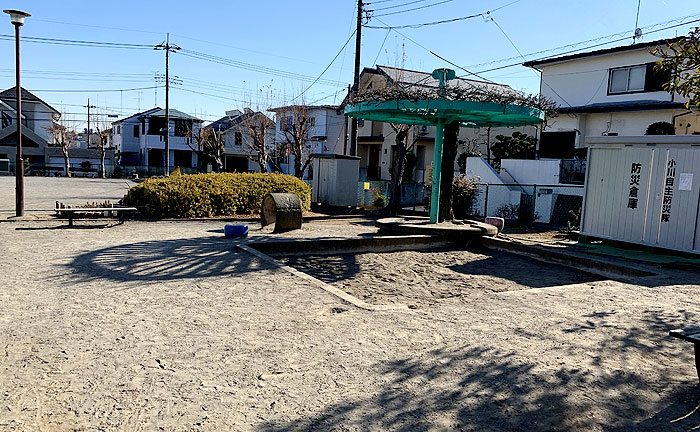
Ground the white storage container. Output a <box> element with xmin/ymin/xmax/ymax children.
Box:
<box><xmin>582</xmin><ymin>136</ymin><xmax>700</xmax><ymax>253</ymax></box>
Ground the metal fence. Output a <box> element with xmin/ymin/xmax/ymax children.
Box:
<box><xmin>355</xmin><ymin>181</ymin><xmax>430</xmax><ymax>208</ymax></box>
<box><xmin>1</xmin><ymin>162</ymin><xmax>201</xmax><ymax>178</ymax></box>
<box><xmin>469</xmin><ymin>183</ymin><xmax>584</xmax><ymax>228</ymax></box>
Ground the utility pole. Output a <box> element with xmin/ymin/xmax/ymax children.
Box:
<box><xmin>155</xmin><ymin>33</ymin><xmax>180</xmax><ymax>175</ymax></box>
<box><xmin>349</xmin><ymin>0</ymin><xmax>363</xmax><ymax>157</ymax></box>
<box><xmin>85</xmin><ymin>98</ymin><xmax>95</xmax><ymax>148</ymax></box>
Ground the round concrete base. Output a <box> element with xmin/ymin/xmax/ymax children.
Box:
<box><xmin>376</xmin><ymin>216</ymin><xmax>497</xmax><ymax>243</ymax></box>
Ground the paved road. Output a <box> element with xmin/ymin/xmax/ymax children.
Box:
<box><xmin>0</xmin><ymin>176</ymin><xmax>136</xmax><ymax>213</ymax></box>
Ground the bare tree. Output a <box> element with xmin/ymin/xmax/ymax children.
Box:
<box><xmin>274</xmin><ymin>105</ymin><xmax>315</xmax><ymax>178</ymax></box>
<box><xmin>387</xmin><ymin>123</ymin><xmax>419</xmax><ymax>214</ymax></box>
<box><xmin>94</xmin><ymin>120</ymin><xmax>113</xmax><ymax>178</ymax></box>
<box><xmin>439</xmin><ymin>121</ymin><xmax>461</xmax><ymax>222</ymax></box>
<box><xmin>186</xmin><ymin>126</ymin><xmax>225</xmax><ymax>172</ymax></box>
<box><xmin>240</xmin><ymin>111</ymin><xmax>279</xmax><ymax>172</ymax></box>
<box><xmin>46</xmin><ymin>121</ymin><xmax>74</xmax><ymax>177</ymax></box>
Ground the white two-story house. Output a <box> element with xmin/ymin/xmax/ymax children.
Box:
<box><xmin>523</xmin><ymin>37</ymin><xmax>699</xmax><ymax>158</ymax></box>
<box><xmin>268</xmin><ymin>104</ymin><xmax>346</xmax><ymax>176</ymax></box>
<box><xmin>112</xmin><ymin>107</ymin><xmax>203</xmax><ymax>169</ymax></box>
<box><xmin>205</xmin><ymin>109</ymin><xmax>276</xmax><ymax>172</ymax></box>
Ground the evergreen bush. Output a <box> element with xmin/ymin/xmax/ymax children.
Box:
<box><xmin>122</xmin><ymin>172</ymin><xmax>311</xmax><ymax>218</ymax></box>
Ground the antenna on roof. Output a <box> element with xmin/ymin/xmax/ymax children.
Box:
<box><xmin>632</xmin><ymin>0</ymin><xmax>642</xmax><ymax>44</ymax></box>
<box><xmin>634</xmin><ymin>27</ymin><xmax>643</xmax><ymax>43</ymax></box>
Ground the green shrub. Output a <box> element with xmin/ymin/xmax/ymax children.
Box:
<box><xmin>122</xmin><ymin>172</ymin><xmax>311</xmax><ymax>218</ymax></box>
<box><xmin>452</xmin><ymin>175</ymin><xmax>480</xmax><ymax>218</ymax></box>
<box><xmin>373</xmin><ymin>194</ymin><xmax>387</xmax><ymax>208</ymax></box>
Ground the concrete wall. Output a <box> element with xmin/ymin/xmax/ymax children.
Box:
<box><xmin>546</xmin><ymin>110</ymin><xmax>687</xmax><ymax>149</ymax></box>
<box><xmin>501</xmin><ymin>159</ymin><xmax>560</xmax><ymax>185</ymax></box>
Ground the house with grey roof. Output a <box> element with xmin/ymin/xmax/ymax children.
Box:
<box><xmin>523</xmin><ymin>37</ymin><xmax>699</xmax><ymax>158</ymax></box>
<box><xmin>111</xmin><ymin>107</ymin><xmax>203</xmax><ymax>170</ymax></box>
<box><xmin>0</xmin><ymin>86</ymin><xmax>61</xmax><ymax>168</ymax></box>
<box><xmin>205</xmin><ymin>109</ymin><xmax>276</xmax><ymax>172</ymax></box>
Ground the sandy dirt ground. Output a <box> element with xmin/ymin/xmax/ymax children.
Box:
<box><xmin>1</xmin><ymin>218</ymin><xmax>700</xmax><ymax>431</ymax></box>
<box><xmin>278</xmin><ymin>248</ymin><xmax>604</xmax><ymax>308</ymax></box>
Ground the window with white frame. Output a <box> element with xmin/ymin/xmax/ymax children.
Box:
<box><xmin>609</xmin><ymin>65</ymin><xmax>646</xmax><ymax>94</ymax></box>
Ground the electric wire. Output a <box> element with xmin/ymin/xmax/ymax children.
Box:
<box><xmin>372</xmin><ymin>0</ymin><xmax>459</xmax><ymax>17</ymax></box>
<box><xmin>365</xmin><ymin>0</ymin><xmax>521</xmax><ymax>29</ymax></box>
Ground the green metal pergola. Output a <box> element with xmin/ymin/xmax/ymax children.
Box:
<box><xmin>345</xmin><ymin>69</ymin><xmax>546</xmax><ymax>223</ymax></box>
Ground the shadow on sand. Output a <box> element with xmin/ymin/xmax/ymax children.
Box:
<box><xmin>68</xmin><ymin>236</ymin><xmax>265</xmax><ymax>282</ymax></box>
<box><xmin>259</xmin><ymin>314</ymin><xmax>700</xmax><ymax>431</ymax></box>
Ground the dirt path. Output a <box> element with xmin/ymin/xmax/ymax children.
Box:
<box><xmin>1</xmin><ymin>219</ymin><xmax>699</xmax><ymax>431</ymax></box>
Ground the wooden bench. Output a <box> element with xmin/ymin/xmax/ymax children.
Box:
<box><xmin>55</xmin><ymin>206</ymin><xmax>138</xmax><ymax>226</ymax></box>
<box><xmin>669</xmin><ymin>326</ymin><xmax>700</xmax><ymax>382</ymax></box>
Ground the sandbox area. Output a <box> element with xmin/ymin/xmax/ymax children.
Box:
<box><xmin>2</xmin><ymin>218</ymin><xmax>700</xmax><ymax>431</ymax></box>
<box><xmin>278</xmin><ymin>247</ymin><xmax>603</xmax><ymax>308</ymax></box>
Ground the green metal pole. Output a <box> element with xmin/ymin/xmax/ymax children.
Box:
<box><xmin>429</xmin><ymin>121</ymin><xmax>445</xmax><ymax>223</ymax></box>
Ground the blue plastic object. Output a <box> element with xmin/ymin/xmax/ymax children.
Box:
<box><xmin>224</xmin><ymin>224</ymin><xmax>248</xmax><ymax>238</ymax></box>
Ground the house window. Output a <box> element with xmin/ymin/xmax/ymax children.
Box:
<box><xmin>133</xmin><ymin>124</ymin><xmax>139</xmax><ymax>138</ymax></box>
<box><xmin>608</xmin><ymin>63</ymin><xmax>670</xmax><ymax>94</ymax></box>
<box><xmin>309</xmin><ymin>117</ymin><xmax>316</xmax><ymax>127</ymax></box>
<box><xmin>235</xmin><ymin>131</ymin><xmax>242</xmax><ymax>146</ymax></box>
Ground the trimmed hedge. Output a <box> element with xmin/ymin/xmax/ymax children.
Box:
<box><xmin>122</xmin><ymin>172</ymin><xmax>311</xmax><ymax>218</ymax></box>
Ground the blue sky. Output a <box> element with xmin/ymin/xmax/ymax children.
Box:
<box><xmin>1</xmin><ymin>0</ymin><xmax>697</xmax><ymax>129</ymax></box>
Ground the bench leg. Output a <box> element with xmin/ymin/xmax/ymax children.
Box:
<box><xmin>68</xmin><ymin>213</ymin><xmax>73</xmax><ymax>227</ymax></box>
<box><xmin>695</xmin><ymin>343</ymin><xmax>700</xmax><ymax>383</ymax></box>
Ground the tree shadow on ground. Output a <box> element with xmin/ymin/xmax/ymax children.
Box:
<box><xmin>281</xmin><ymin>247</ymin><xmax>603</xmax><ymax>290</ymax></box>
<box><xmin>15</xmin><ymin>222</ymin><xmax>119</xmax><ymax>230</ymax></box>
<box><xmin>259</xmin><ymin>341</ymin><xmax>698</xmax><ymax>432</ymax></box>
<box><xmin>448</xmin><ymin>248</ymin><xmax>605</xmax><ymax>289</ymax></box>
<box><xmin>260</xmin><ymin>309</ymin><xmax>700</xmax><ymax>431</ymax></box>
<box><xmin>68</xmin><ymin>236</ymin><xmax>266</xmax><ymax>282</ymax></box>
<box><xmin>280</xmin><ymin>254</ymin><xmax>360</xmax><ymax>285</ymax></box>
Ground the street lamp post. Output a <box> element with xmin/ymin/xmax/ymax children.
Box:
<box><xmin>4</xmin><ymin>9</ymin><xmax>30</xmax><ymax>217</ymax></box>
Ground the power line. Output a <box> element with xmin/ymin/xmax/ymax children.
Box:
<box><xmin>26</xmin><ymin>86</ymin><xmax>160</xmax><ymax>93</ymax></box>
<box><xmin>365</xmin><ymin>0</ymin><xmax>521</xmax><ymax>29</ymax></box>
<box><xmin>372</xmin><ymin>27</ymin><xmax>393</xmax><ymax>66</ymax></box>
<box><xmin>372</xmin><ymin>0</ymin><xmax>438</xmax><ymax>12</ymax></box>
<box><xmin>292</xmin><ymin>29</ymin><xmax>357</xmax><ymax>102</ymax></box>
<box><xmin>0</xmin><ymin>34</ymin><xmax>152</xmax><ymax>49</ymax></box>
<box><xmin>30</xmin><ymin>18</ymin><xmax>166</xmax><ymax>35</ymax></box>
<box><xmin>375</xmin><ymin>18</ymin><xmax>493</xmax><ymax>83</ymax></box>
<box><xmin>372</xmin><ymin>0</ymin><xmax>460</xmax><ymax>17</ymax></box>
<box><xmin>178</xmin><ymin>49</ymin><xmax>347</xmax><ymax>87</ymax></box>
<box><xmin>466</xmin><ymin>17</ymin><xmax>700</xmax><ymax>77</ymax></box>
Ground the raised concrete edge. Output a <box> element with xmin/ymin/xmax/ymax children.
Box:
<box><xmin>248</xmin><ymin>234</ymin><xmax>452</xmax><ymax>256</ymax></box>
<box><xmin>480</xmin><ymin>236</ymin><xmax>657</xmax><ymax>278</ymax></box>
<box><xmin>237</xmin><ymin>244</ymin><xmax>409</xmax><ymax>312</ymax></box>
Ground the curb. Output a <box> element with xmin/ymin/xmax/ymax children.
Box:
<box><xmin>480</xmin><ymin>236</ymin><xmax>657</xmax><ymax>278</ymax></box>
<box><xmin>237</xmin><ymin>244</ymin><xmax>408</xmax><ymax>312</ymax></box>
<box><xmin>248</xmin><ymin>234</ymin><xmax>452</xmax><ymax>256</ymax></box>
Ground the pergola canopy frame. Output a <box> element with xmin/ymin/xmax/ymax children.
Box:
<box><xmin>344</xmin><ymin>69</ymin><xmax>546</xmax><ymax>223</ymax></box>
